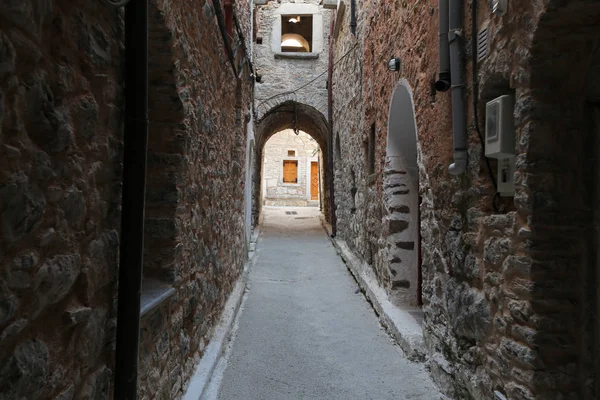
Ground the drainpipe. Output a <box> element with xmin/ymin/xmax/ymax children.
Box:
<box><xmin>328</xmin><ymin>10</ymin><xmax>337</xmax><ymax>236</ymax></box>
<box><xmin>448</xmin><ymin>0</ymin><xmax>467</xmax><ymax>175</ymax></box>
<box><xmin>350</xmin><ymin>0</ymin><xmax>357</xmax><ymax>36</ymax></box>
<box><xmin>212</xmin><ymin>0</ymin><xmax>238</xmax><ymax>77</ymax></box>
<box><xmin>435</xmin><ymin>0</ymin><xmax>451</xmax><ymax>92</ymax></box>
<box><xmin>114</xmin><ymin>0</ymin><xmax>148</xmax><ymax>398</ymax></box>
<box><xmin>114</xmin><ymin>0</ymin><xmax>148</xmax><ymax>400</ymax></box>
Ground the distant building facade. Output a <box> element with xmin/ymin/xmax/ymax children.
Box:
<box><xmin>262</xmin><ymin>130</ymin><xmax>320</xmax><ymax>206</ymax></box>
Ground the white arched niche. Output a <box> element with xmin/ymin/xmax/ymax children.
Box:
<box><xmin>385</xmin><ymin>79</ymin><xmax>421</xmax><ymax>307</ymax></box>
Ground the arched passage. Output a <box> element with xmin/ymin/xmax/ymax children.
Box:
<box><xmin>253</xmin><ymin>101</ymin><xmax>330</xmax><ymax>227</ymax></box>
<box><xmin>524</xmin><ymin>2</ymin><xmax>600</xmax><ymax>397</ymax></box>
<box><xmin>385</xmin><ymin>80</ymin><xmax>420</xmax><ymax>307</ymax></box>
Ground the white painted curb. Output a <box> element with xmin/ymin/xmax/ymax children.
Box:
<box><xmin>321</xmin><ymin>219</ymin><xmax>426</xmax><ymax>362</ymax></box>
<box><xmin>182</xmin><ymin>229</ymin><xmax>261</xmax><ymax>400</ymax></box>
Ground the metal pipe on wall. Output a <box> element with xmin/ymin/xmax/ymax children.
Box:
<box><xmin>328</xmin><ymin>10</ymin><xmax>337</xmax><ymax>236</ymax></box>
<box><xmin>350</xmin><ymin>0</ymin><xmax>357</xmax><ymax>36</ymax></box>
<box><xmin>114</xmin><ymin>0</ymin><xmax>149</xmax><ymax>397</ymax></box>
<box><xmin>448</xmin><ymin>0</ymin><xmax>467</xmax><ymax>175</ymax></box>
<box><xmin>212</xmin><ymin>0</ymin><xmax>238</xmax><ymax>77</ymax></box>
<box><xmin>435</xmin><ymin>0</ymin><xmax>451</xmax><ymax>92</ymax></box>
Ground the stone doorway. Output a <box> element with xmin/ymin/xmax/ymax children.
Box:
<box><xmin>384</xmin><ymin>81</ymin><xmax>421</xmax><ymax>307</ymax></box>
<box><xmin>310</xmin><ymin>162</ymin><xmax>319</xmax><ymax>200</ymax></box>
<box><xmin>252</xmin><ymin>101</ymin><xmax>331</xmax><ymax>229</ymax></box>
<box><xmin>261</xmin><ymin>129</ymin><xmax>321</xmax><ymax>207</ymax></box>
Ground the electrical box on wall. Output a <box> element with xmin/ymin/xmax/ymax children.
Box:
<box><xmin>485</xmin><ymin>95</ymin><xmax>516</xmax><ymax>197</ymax></box>
<box><xmin>492</xmin><ymin>0</ymin><xmax>508</xmax><ymax>16</ymax></box>
<box><xmin>497</xmin><ymin>158</ymin><xmax>516</xmax><ymax>197</ymax></box>
<box><xmin>485</xmin><ymin>95</ymin><xmax>515</xmax><ymax>159</ymax></box>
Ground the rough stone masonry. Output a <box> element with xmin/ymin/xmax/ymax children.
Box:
<box><xmin>331</xmin><ymin>0</ymin><xmax>600</xmax><ymax>399</ymax></box>
<box><xmin>0</xmin><ymin>0</ymin><xmax>253</xmax><ymax>399</ymax></box>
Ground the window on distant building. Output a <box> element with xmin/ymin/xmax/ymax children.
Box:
<box><xmin>281</xmin><ymin>15</ymin><xmax>313</xmax><ymax>52</ymax></box>
<box><xmin>288</xmin><ymin>150</ymin><xmax>296</xmax><ymax>157</ymax></box>
<box><xmin>283</xmin><ymin>160</ymin><xmax>299</xmax><ymax>183</ymax></box>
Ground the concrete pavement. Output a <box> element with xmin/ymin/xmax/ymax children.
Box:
<box><xmin>215</xmin><ymin>207</ymin><xmax>442</xmax><ymax>400</ymax></box>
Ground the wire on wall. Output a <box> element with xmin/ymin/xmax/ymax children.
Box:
<box><xmin>293</xmin><ymin>42</ymin><xmax>360</xmax><ymax>93</ymax></box>
<box><xmin>256</xmin><ymin>42</ymin><xmax>360</xmax><ymax>104</ymax></box>
<box><xmin>471</xmin><ymin>0</ymin><xmax>501</xmax><ymax>212</ymax></box>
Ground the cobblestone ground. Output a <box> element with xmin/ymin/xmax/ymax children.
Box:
<box><xmin>215</xmin><ymin>207</ymin><xmax>443</xmax><ymax>400</ymax></box>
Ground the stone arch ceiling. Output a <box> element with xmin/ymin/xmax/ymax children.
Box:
<box><xmin>256</xmin><ymin>101</ymin><xmax>329</xmax><ymax>152</ymax></box>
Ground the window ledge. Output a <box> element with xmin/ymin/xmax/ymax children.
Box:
<box><xmin>274</xmin><ymin>52</ymin><xmax>320</xmax><ymax>60</ymax></box>
<box><xmin>140</xmin><ymin>278</ymin><xmax>176</xmax><ymax>317</ymax></box>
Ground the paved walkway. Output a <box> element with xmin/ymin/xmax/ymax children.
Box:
<box><xmin>216</xmin><ymin>207</ymin><xmax>442</xmax><ymax>400</ymax></box>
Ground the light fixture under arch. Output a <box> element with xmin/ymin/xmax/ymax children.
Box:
<box><xmin>280</xmin><ymin>33</ymin><xmax>310</xmax><ymax>52</ymax></box>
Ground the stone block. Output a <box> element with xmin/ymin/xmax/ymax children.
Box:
<box><xmin>77</xmin><ymin>366</ymin><xmax>111</xmax><ymax>400</ymax></box>
<box><xmin>72</xmin><ymin>94</ymin><xmax>99</xmax><ymax>141</ymax></box>
<box><xmin>33</xmin><ymin>253</ymin><xmax>82</xmax><ymax>315</ymax></box>
<box><xmin>0</xmin><ymin>284</ymin><xmax>19</xmax><ymax>326</ymax></box>
<box><xmin>25</xmin><ymin>74</ymin><xmax>74</xmax><ymax>153</ymax></box>
<box><xmin>8</xmin><ymin>29</ymin><xmax>42</xmax><ymax>64</ymax></box>
<box><xmin>483</xmin><ymin>237</ymin><xmax>511</xmax><ymax>268</ymax></box>
<box><xmin>0</xmin><ymin>318</ymin><xmax>28</xmax><ymax>341</ymax></box>
<box><xmin>72</xmin><ymin>308</ymin><xmax>106</xmax><ymax>368</ymax></box>
<box><xmin>503</xmin><ymin>255</ymin><xmax>532</xmax><ymax>277</ymax></box>
<box><xmin>60</xmin><ymin>186</ymin><xmax>87</xmax><ymax>228</ymax></box>
<box><xmin>55</xmin><ymin>384</ymin><xmax>75</xmax><ymax>400</ymax></box>
<box><xmin>0</xmin><ymin>339</ymin><xmax>49</xmax><ymax>399</ymax></box>
<box><xmin>445</xmin><ymin>279</ymin><xmax>491</xmax><ymax>341</ymax></box>
<box><xmin>75</xmin><ymin>11</ymin><xmax>111</xmax><ymax>67</ymax></box>
<box><xmin>1</xmin><ymin>172</ymin><xmax>46</xmax><ymax>243</ymax></box>
<box><xmin>0</xmin><ymin>31</ymin><xmax>16</xmax><ymax>77</ymax></box>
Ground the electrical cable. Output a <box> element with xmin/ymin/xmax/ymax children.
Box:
<box><xmin>255</xmin><ymin>42</ymin><xmax>359</xmax><ymax>105</ymax></box>
<box><xmin>292</xmin><ymin>42</ymin><xmax>359</xmax><ymax>94</ymax></box>
<box><xmin>471</xmin><ymin>0</ymin><xmax>500</xmax><ymax>212</ymax></box>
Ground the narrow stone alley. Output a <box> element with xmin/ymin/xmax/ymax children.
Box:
<box><xmin>213</xmin><ymin>207</ymin><xmax>441</xmax><ymax>400</ymax></box>
<box><xmin>2</xmin><ymin>0</ymin><xmax>600</xmax><ymax>399</ymax></box>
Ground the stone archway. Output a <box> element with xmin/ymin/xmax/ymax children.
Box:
<box><xmin>253</xmin><ymin>101</ymin><xmax>330</xmax><ymax>227</ymax></box>
<box><xmin>523</xmin><ymin>2</ymin><xmax>600</xmax><ymax>397</ymax></box>
<box><xmin>384</xmin><ymin>80</ymin><xmax>420</xmax><ymax>307</ymax></box>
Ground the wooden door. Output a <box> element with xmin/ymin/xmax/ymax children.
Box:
<box><xmin>283</xmin><ymin>160</ymin><xmax>298</xmax><ymax>183</ymax></box>
<box><xmin>310</xmin><ymin>162</ymin><xmax>319</xmax><ymax>200</ymax></box>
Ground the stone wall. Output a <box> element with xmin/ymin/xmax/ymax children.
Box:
<box><xmin>262</xmin><ymin>129</ymin><xmax>319</xmax><ymax>206</ymax></box>
<box><xmin>254</xmin><ymin>0</ymin><xmax>329</xmax><ymax>120</ymax></box>
<box><xmin>253</xmin><ymin>0</ymin><xmax>332</xmax><ymax>225</ymax></box>
<box><xmin>331</xmin><ymin>0</ymin><xmax>600</xmax><ymax>399</ymax></box>
<box><xmin>0</xmin><ymin>0</ymin><xmax>123</xmax><ymax>398</ymax></box>
<box><xmin>138</xmin><ymin>0</ymin><xmax>253</xmax><ymax>398</ymax></box>
<box><xmin>0</xmin><ymin>0</ymin><xmax>253</xmax><ymax>398</ymax></box>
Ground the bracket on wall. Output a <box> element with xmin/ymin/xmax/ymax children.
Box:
<box><xmin>492</xmin><ymin>0</ymin><xmax>508</xmax><ymax>16</ymax></box>
<box><xmin>292</xmin><ymin>102</ymin><xmax>300</xmax><ymax>135</ymax></box>
<box><xmin>333</xmin><ymin>1</ymin><xmax>346</xmax><ymax>39</ymax></box>
<box><xmin>322</xmin><ymin>0</ymin><xmax>338</xmax><ymax>9</ymax></box>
